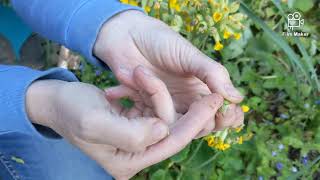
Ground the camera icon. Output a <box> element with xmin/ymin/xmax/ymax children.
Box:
<box><xmin>287</xmin><ymin>12</ymin><xmax>304</xmax><ymax>30</ymax></box>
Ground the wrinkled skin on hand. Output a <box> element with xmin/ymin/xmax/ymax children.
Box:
<box><xmin>26</xmin><ymin>77</ymin><xmax>225</xmax><ymax>180</ymax></box>
<box><xmin>94</xmin><ymin>11</ymin><xmax>244</xmax><ymax>114</ymax></box>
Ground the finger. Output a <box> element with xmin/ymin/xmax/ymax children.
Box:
<box><xmin>113</xmin><ymin>66</ymin><xmax>139</xmax><ymax>90</ymax></box>
<box><xmin>232</xmin><ymin>106</ymin><xmax>244</xmax><ymax>128</ymax></box>
<box><xmin>105</xmin><ymin>85</ymin><xmax>140</xmax><ymax>102</ymax></box>
<box><xmin>194</xmin><ymin>119</ymin><xmax>215</xmax><ymax>139</ymax></box>
<box><xmin>108</xmin><ymin>99</ymin><xmax>124</xmax><ymax>114</ymax></box>
<box><xmin>105</xmin><ymin>85</ymin><xmax>145</xmax><ymax>113</ymax></box>
<box><xmin>126</xmin><ymin>107</ymin><xmax>142</xmax><ymax>118</ymax></box>
<box><xmin>143</xmin><ymin>107</ymin><xmax>154</xmax><ymax>117</ymax></box>
<box><xmin>213</xmin><ymin>104</ymin><xmax>238</xmax><ymax>131</ymax></box>
<box><xmin>86</xmin><ymin>114</ymin><xmax>169</xmax><ymax>152</ymax></box>
<box><xmin>134</xmin><ymin>65</ymin><xmax>176</xmax><ymax>124</ymax></box>
<box><xmin>136</xmin><ymin>94</ymin><xmax>223</xmax><ymax>167</ymax></box>
<box><xmin>185</xmin><ymin>51</ymin><xmax>243</xmax><ymax>103</ymax></box>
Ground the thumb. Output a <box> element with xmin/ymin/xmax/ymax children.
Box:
<box><xmin>137</xmin><ymin>93</ymin><xmax>224</xmax><ymax>167</ymax></box>
<box><xmin>93</xmin><ymin>114</ymin><xmax>169</xmax><ymax>152</ymax></box>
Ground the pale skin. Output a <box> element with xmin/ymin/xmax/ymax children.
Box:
<box><xmin>94</xmin><ymin>10</ymin><xmax>244</xmax><ymax>135</ymax></box>
<box><xmin>26</xmin><ymin>66</ymin><xmax>242</xmax><ymax>180</ymax></box>
<box><xmin>25</xmin><ymin>10</ymin><xmax>244</xmax><ymax>180</ymax></box>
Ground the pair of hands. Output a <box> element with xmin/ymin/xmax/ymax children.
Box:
<box><xmin>26</xmin><ymin>10</ymin><xmax>244</xmax><ymax>180</ymax></box>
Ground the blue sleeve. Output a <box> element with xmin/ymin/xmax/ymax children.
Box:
<box><xmin>0</xmin><ymin>65</ymin><xmax>78</xmax><ymax>138</ymax></box>
<box><xmin>11</xmin><ymin>0</ymin><xmax>143</xmax><ymax>68</ymax></box>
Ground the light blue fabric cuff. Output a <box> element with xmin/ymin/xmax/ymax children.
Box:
<box><xmin>0</xmin><ymin>65</ymin><xmax>78</xmax><ymax>139</ymax></box>
<box><xmin>67</xmin><ymin>0</ymin><xmax>143</xmax><ymax>69</ymax></box>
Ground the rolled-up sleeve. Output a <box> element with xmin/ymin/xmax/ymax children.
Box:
<box><xmin>0</xmin><ymin>65</ymin><xmax>78</xmax><ymax>138</ymax></box>
<box><xmin>11</xmin><ymin>0</ymin><xmax>143</xmax><ymax>68</ymax></box>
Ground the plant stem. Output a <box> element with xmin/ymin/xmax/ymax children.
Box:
<box><xmin>195</xmin><ymin>152</ymin><xmax>221</xmax><ymax>169</ymax></box>
<box><xmin>185</xmin><ymin>140</ymin><xmax>204</xmax><ymax>165</ymax></box>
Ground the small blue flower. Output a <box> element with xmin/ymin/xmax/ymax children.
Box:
<box><xmin>280</xmin><ymin>114</ymin><xmax>289</xmax><ymax>119</ymax></box>
<box><xmin>272</xmin><ymin>151</ymin><xmax>277</xmax><ymax>157</ymax></box>
<box><xmin>291</xmin><ymin>166</ymin><xmax>298</xmax><ymax>173</ymax></box>
<box><xmin>95</xmin><ymin>69</ymin><xmax>102</xmax><ymax>76</ymax></box>
<box><xmin>304</xmin><ymin>103</ymin><xmax>310</xmax><ymax>109</ymax></box>
<box><xmin>258</xmin><ymin>176</ymin><xmax>264</xmax><ymax>180</ymax></box>
<box><xmin>315</xmin><ymin>100</ymin><xmax>320</xmax><ymax>105</ymax></box>
<box><xmin>302</xmin><ymin>156</ymin><xmax>308</xmax><ymax>165</ymax></box>
<box><xmin>278</xmin><ymin>144</ymin><xmax>284</xmax><ymax>150</ymax></box>
<box><xmin>276</xmin><ymin>162</ymin><xmax>283</xmax><ymax>170</ymax></box>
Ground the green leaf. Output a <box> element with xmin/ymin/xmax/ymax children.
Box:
<box><xmin>300</xmin><ymin>84</ymin><xmax>312</xmax><ymax>97</ymax></box>
<box><xmin>282</xmin><ymin>136</ymin><xmax>304</xmax><ymax>148</ymax></box>
<box><xmin>179</xmin><ymin>169</ymin><xmax>201</xmax><ymax>180</ymax></box>
<box><xmin>271</xmin><ymin>0</ymin><xmax>320</xmax><ymax>92</ymax></box>
<box><xmin>119</xmin><ymin>97</ymin><xmax>134</xmax><ymax>109</ymax></box>
<box><xmin>170</xmin><ymin>144</ymin><xmax>190</xmax><ymax>163</ymax></box>
<box><xmin>150</xmin><ymin>169</ymin><xmax>167</xmax><ymax>180</ymax></box>
<box><xmin>239</xmin><ymin>2</ymin><xmax>314</xmax><ymax>91</ymax></box>
<box><xmin>293</xmin><ymin>0</ymin><xmax>314</xmax><ymax>12</ymax></box>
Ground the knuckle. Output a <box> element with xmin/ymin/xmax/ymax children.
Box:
<box><xmin>214</xmin><ymin>63</ymin><xmax>230</xmax><ymax>78</ymax></box>
<box><xmin>128</xmin><ymin>131</ymin><xmax>147</xmax><ymax>151</ymax></box>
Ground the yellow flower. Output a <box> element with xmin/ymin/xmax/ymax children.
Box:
<box><xmin>214</xmin><ymin>41</ymin><xmax>223</xmax><ymax>51</ymax></box>
<box><xmin>223</xmin><ymin>6</ymin><xmax>229</xmax><ymax>12</ymax></box>
<box><xmin>144</xmin><ymin>6</ymin><xmax>151</xmax><ymax>13</ymax></box>
<box><xmin>223</xmin><ymin>30</ymin><xmax>231</xmax><ymax>39</ymax></box>
<box><xmin>154</xmin><ymin>2</ymin><xmax>161</xmax><ymax>10</ymax></box>
<box><xmin>120</xmin><ymin>0</ymin><xmax>129</xmax><ymax>3</ymax></box>
<box><xmin>246</xmin><ymin>132</ymin><xmax>254</xmax><ymax>140</ymax></box>
<box><xmin>234</xmin><ymin>33</ymin><xmax>241</xmax><ymax>40</ymax></box>
<box><xmin>174</xmin><ymin>4</ymin><xmax>181</xmax><ymax>12</ymax></box>
<box><xmin>238</xmin><ymin>136</ymin><xmax>243</xmax><ymax>144</ymax></box>
<box><xmin>169</xmin><ymin>0</ymin><xmax>181</xmax><ymax>12</ymax></box>
<box><xmin>208</xmin><ymin>138</ymin><xmax>215</xmax><ymax>147</ymax></box>
<box><xmin>223</xmin><ymin>143</ymin><xmax>231</xmax><ymax>150</ymax></box>
<box><xmin>235</xmin><ymin>126</ymin><xmax>243</xmax><ymax>133</ymax></box>
<box><xmin>186</xmin><ymin>24</ymin><xmax>194</xmax><ymax>32</ymax></box>
<box><xmin>241</xmin><ymin>105</ymin><xmax>250</xmax><ymax>113</ymax></box>
<box><xmin>213</xmin><ymin>12</ymin><xmax>223</xmax><ymax>23</ymax></box>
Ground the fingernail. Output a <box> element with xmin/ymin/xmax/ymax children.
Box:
<box><xmin>119</xmin><ymin>66</ymin><xmax>131</xmax><ymax>76</ymax></box>
<box><xmin>224</xmin><ymin>84</ymin><xmax>243</xmax><ymax>99</ymax></box>
<box><xmin>139</xmin><ymin>66</ymin><xmax>154</xmax><ymax>77</ymax></box>
<box><xmin>152</xmin><ymin>122</ymin><xmax>169</xmax><ymax>141</ymax></box>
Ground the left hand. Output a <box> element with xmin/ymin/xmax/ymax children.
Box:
<box><xmin>94</xmin><ymin>10</ymin><xmax>244</xmax><ymax>130</ymax></box>
<box><xmin>94</xmin><ymin>11</ymin><xmax>244</xmax><ymax>112</ymax></box>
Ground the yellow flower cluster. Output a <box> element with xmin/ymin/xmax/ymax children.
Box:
<box><xmin>169</xmin><ymin>0</ymin><xmax>181</xmax><ymax>12</ymax></box>
<box><xmin>205</xmin><ymin>135</ymin><xmax>231</xmax><ymax>151</ymax></box>
<box><xmin>119</xmin><ymin>0</ymin><xmax>247</xmax><ymax>52</ymax></box>
<box><xmin>204</xmin><ymin>129</ymin><xmax>254</xmax><ymax>151</ymax></box>
<box><xmin>120</xmin><ymin>0</ymin><xmax>138</xmax><ymax>6</ymax></box>
<box><xmin>241</xmin><ymin>105</ymin><xmax>250</xmax><ymax>113</ymax></box>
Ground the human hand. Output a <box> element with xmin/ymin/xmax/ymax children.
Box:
<box><xmin>94</xmin><ymin>10</ymin><xmax>244</xmax><ymax>114</ymax></box>
<box><xmin>106</xmin><ymin>66</ymin><xmax>244</xmax><ymax>138</ymax></box>
<box><xmin>26</xmin><ymin>76</ymin><xmax>224</xmax><ymax>180</ymax></box>
<box><xmin>25</xmin><ymin>79</ymin><xmax>169</xmax><ymax>152</ymax></box>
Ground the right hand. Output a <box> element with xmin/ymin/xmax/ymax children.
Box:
<box><xmin>26</xmin><ymin>77</ymin><xmax>224</xmax><ymax>180</ymax></box>
<box><xmin>25</xmin><ymin>79</ymin><xmax>169</xmax><ymax>152</ymax></box>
